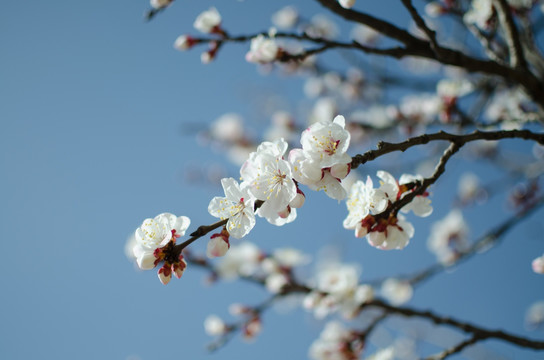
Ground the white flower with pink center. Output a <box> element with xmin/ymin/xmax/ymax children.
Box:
<box><xmin>343</xmin><ymin>176</ymin><xmax>388</xmax><ymax>233</ymax></box>
<box><xmin>132</xmin><ymin>213</ymin><xmax>190</xmax><ymax>270</ymax></box>
<box><xmin>367</xmin><ymin>214</ymin><xmax>414</xmax><ymax>250</ymax></box>
<box><xmin>300</xmin><ymin>115</ymin><xmax>351</xmax><ymax>168</ymax></box>
<box><xmin>240</xmin><ymin>139</ymin><xmax>297</xmax><ymax>223</ymax></box>
<box><xmin>208</xmin><ymin>178</ymin><xmax>256</xmax><ymax>239</ymax></box>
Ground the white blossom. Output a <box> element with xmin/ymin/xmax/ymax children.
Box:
<box><xmin>150</xmin><ymin>0</ymin><xmax>172</xmax><ymax>10</ymax></box>
<box><xmin>208</xmin><ymin>177</ymin><xmax>256</xmax><ymax>238</ymax></box>
<box><xmin>428</xmin><ymin>209</ymin><xmax>470</xmax><ymax>264</ymax></box>
<box><xmin>240</xmin><ymin>139</ymin><xmax>297</xmax><ymax>223</ymax></box>
<box><xmin>132</xmin><ymin>213</ymin><xmax>190</xmax><ymax>270</ymax></box>
<box><xmin>381</xmin><ymin>278</ymin><xmax>413</xmax><ymax>306</ymax></box>
<box><xmin>398</xmin><ymin>173</ymin><xmax>433</xmax><ymax>217</ymax></box>
<box><xmin>339</xmin><ymin>0</ymin><xmax>356</xmax><ymax>9</ymax></box>
<box><xmin>204</xmin><ymin>315</ymin><xmax>227</xmax><ymax>336</ymax></box>
<box><xmin>305</xmin><ymin>262</ymin><xmax>373</xmax><ymax>319</ymax></box>
<box><xmin>173</xmin><ymin>35</ymin><xmax>194</xmax><ymax>51</ymax></box>
<box><xmin>532</xmin><ymin>254</ymin><xmax>544</xmax><ymax>274</ymax></box>
<box><xmin>207</xmin><ymin>234</ymin><xmax>230</xmax><ymax>258</ymax></box>
<box><xmin>464</xmin><ymin>0</ymin><xmax>493</xmax><ymax>29</ymax></box>
<box><xmin>271</xmin><ymin>6</ymin><xmax>298</xmax><ymax>29</ymax></box>
<box><xmin>216</xmin><ymin>242</ymin><xmax>262</xmax><ymax>279</ymax></box>
<box><xmin>305</xmin><ymin>14</ymin><xmax>339</xmax><ymax>40</ymax></box>
<box><xmin>526</xmin><ymin>301</ymin><xmax>544</xmax><ymax>329</ymax></box>
<box><xmin>245</xmin><ymin>35</ymin><xmax>280</xmax><ymax>64</ymax></box>
<box><xmin>367</xmin><ymin>214</ymin><xmax>415</xmax><ymax>250</ymax></box>
<box><xmin>343</xmin><ymin>176</ymin><xmax>388</xmax><ymax>233</ymax></box>
<box><xmin>437</xmin><ymin>78</ymin><xmax>474</xmax><ymax>99</ymax></box>
<box><xmin>309</xmin><ymin>321</ymin><xmax>361</xmax><ymax>360</ymax></box>
<box><xmin>194</xmin><ymin>7</ymin><xmax>222</xmax><ymax>34</ymax></box>
<box><xmin>351</xmin><ymin>24</ymin><xmax>380</xmax><ymax>45</ymax></box>
<box><xmin>300</xmin><ymin>115</ymin><xmax>351</xmax><ymax>168</ymax></box>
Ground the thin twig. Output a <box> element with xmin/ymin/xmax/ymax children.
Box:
<box><xmin>493</xmin><ymin>0</ymin><xmax>527</xmax><ymax>69</ymax></box>
<box><xmin>363</xmin><ymin>299</ymin><xmax>544</xmax><ymax>350</ymax></box>
<box><xmin>424</xmin><ymin>335</ymin><xmax>481</xmax><ymax>360</ymax></box>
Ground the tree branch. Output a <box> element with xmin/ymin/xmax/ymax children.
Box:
<box><xmin>493</xmin><ymin>0</ymin><xmax>527</xmax><ymax>69</ymax></box>
<box><xmin>424</xmin><ymin>335</ymin><xmax>481</xmax><ymax>360</ymax></box>
<box><xmin>363</xmin><ymin>299</ymin><xmax>544</xmax><ymax>350</ymax></box>
<box><xmin>351</xmin><ymin>129</ymin><xmax>544</xmax><ymax>169</ymax></box>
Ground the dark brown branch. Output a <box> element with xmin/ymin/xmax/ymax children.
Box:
<box><xmin>400</xmin><ymin>0</ymin><xmax>442</xmax><ymax>59</ymax></box>
<box><xmin>313</xmin><ymin>0</ymin><xmax>544</xmax><ymax>106</ymax></box>
<box><xmin>363</xmin><ymin>299</ymin><xmax>544</xmax><ymax>350</ymax></box>
<box><xmin>406</xmin><ymin>195</ymin><xmax>544</xmax><ymax>286</ymax></box>
<box><xmin>494</xmin><ymin>0</ymin><xmax>527</xmax><ymax>69</ymax></box>
<box><xmin>351</xmin><ymin>129</ymin><xmax>544</xmax><ymax>169</ymax></box>
<box><xmin>387</xmin><ymin>142</ymin><xmax>460</xmax><ymax>217</ymax></box>
<box><xmin>173</xmin><ymin>218</ymin><xmax>228</xmax><ymax>257</ymax></box>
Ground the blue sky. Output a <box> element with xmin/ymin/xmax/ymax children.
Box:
<box><xmin>1</xmin><ymin>1</ymin><xmax>543</xmax><ymax>359</ymax></box>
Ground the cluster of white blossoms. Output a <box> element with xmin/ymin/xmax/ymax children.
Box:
<box><xmin>463</xmin><ymin>0</ymin><xmax>539</xmax><ymax>29</ymax></box>
<box><xmin>206</xmin><ymin>115</ymin><xmax>353</xmax><ymax>257</ymax></box>
<box><xmin>130</xmin><ymin>213</ymin><xmax>191</xmax><ymax>284</ymax></box>
<box><xmin>309</xmin><ymin>321</ymin><xmax>363</xmax><ymax>360</ymax></box>
<box><xmin>343</xmin><ymin>171</ymin><xmax>432</xmax><ymax>250</ymax></box>
<box><xmin>129</xmin><ymin>112</ymin><xmax>437</xmax><ymax>284</ymax></box>
<box><xmin>304</xmin><ymin>262</ymin><xmax>374</xmax><ymax>319</ymax></box>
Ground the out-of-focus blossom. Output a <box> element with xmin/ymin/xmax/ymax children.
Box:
<box><xmin>425</xmin><ymin>2</ymin><xmax>447</xmax><ymax>17</ymax></box>
<box><xmin>381</xmin><ymin>278</ymin><xmax>413</xmax><ymax>306</ymax></box>
<box><xmin>309</xmin><ymin>321</ymin><xmax>363</xmax><ymax>360</ymax></box>
<box><xmin>216</xmin><ymin>242</ymin><xmax>262</xmax><ymax>279</ymax></box>
<box><xmin>428</xmin><ymin>209</ymin><xmax>470</xmax><ymax>264</ymax></box>
<box><xmin>457</xmin><ymin>172</ymin><xmax>485</xmax><ymax>205</ymax></box>
<box><xmin>464</xmin><ymin>0</ymin><xmax>494</xmax><ymax>29</ymax></box>
<box><xmin>271</xmin><ymin>6</ymin><xmax>298</xmax><ymax>29</ymax></box>
<box><xmin>351</xmin><ymin>24</ymin><xmax>380</xmax><ymax>45</ymax></box>
<box><xmin>150</xmin><ymin>0</ymin><xmax>172</xmax><ymax>10</ymax></box>
<box><xmin>210</xmin><ymin>113</ymin><xmax>246</xmax><ymax>143</ymax></box>
<box><xmin>304</xmin><ymin>262</ymin><xmax>374</xmax><ymax>319</ymax></box>
<box><xmin>339</xmin><ymin>0</ymin><xmax>356</xmax><ymax>8</ymax></box>
<box><xmin>173</xmin><ymin>35</ymin><xmax>197</xmax><ymax>51</ymax></box>
<box><xmin>305</xmin><ymin>14</ymin><xmax>339</xmax><ymax>40</ymax></box>
<box><xmin>366</xmin><ymin>347</ymin><xmax>395</xmax><ymax>360</ymax></box>
<box><xmin>204</xmin><ymin>315</ymin><xmax>227</xmax><ymax>336</ymax></box>
<box><xmin>264</xmin><ymin>111</ymin><xmax>297</xmax><ymax>143</ymax></box>
<box><xmin>246</xmin><ymin>35</ymin><xmax>280</xmax><ymax>64</ymax></box>
<box><xmin>532</xmin><ymin>254</ymin><xmax>544</xmax><ymax>274</ymax></box>
<box><xmin>350</xmin><ymin>106</ymin><xmax>395</xmax><ymax>130</ymax></box>
<box><xmin>485</xmin><ymin>87</ymin><xmax>539</xmax><ymax>129</ymax></box>
<box><xmin>526</xmin><ymin>301</ymin><xmax>544</xmax><ymax>330</ymax></box>
<box><xmin>194</xmin><ymin>7</ymin><xmax>222</xmax><ymax>34</ymax></box>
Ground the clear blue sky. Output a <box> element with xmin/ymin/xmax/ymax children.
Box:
<box><xmin>1</xmin><ymin>1</ymin><xmax>543</xmax><ymax>359</ymax></box>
